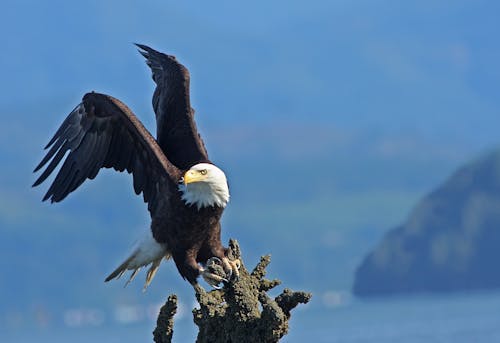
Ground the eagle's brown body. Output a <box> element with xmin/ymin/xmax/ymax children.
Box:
<box><xmin>151</xmin><ymin>188</ymin><xmax>226</xmax><ymax>283</ymax></box>
<box><xmin>33</xmin><ymin>45</ymin><xmax>233</xmax><ymax>286</ymax></box>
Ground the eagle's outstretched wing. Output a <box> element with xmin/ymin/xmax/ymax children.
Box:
<box><xmin>33</xmin><ymin>92</ymin><xmax>180</xmax><ymax>212</ymax></box>
<box><xmin>136</xmin><ymin>44</ymin><xmax>209</xmax><ymax>170</ymax></box>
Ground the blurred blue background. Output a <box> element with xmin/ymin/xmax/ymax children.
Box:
<box><xmin>2</xmin><ymin>0</ymin><xmax>500</xmax><ymax>342</ymax></box>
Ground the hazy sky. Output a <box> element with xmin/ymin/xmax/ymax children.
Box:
<box><xmin>2</xmin><ymin>0</ymin><xmax>499</xmax><ymax>146</ymax></box>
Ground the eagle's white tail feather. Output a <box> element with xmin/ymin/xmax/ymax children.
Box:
<box><xmin>143</xmin><ymin>258</ymin><xmax>163</xmax><ymax>291</ymax></box>
<box><xmin>105</xmin><ymin>229</ymin><xmax>169</xmax><ymax>289</ymax></box>
<box><xmin>125</xmin><ymin>268</ymin><xmax>141</xmax><ymax>287</ymax></box>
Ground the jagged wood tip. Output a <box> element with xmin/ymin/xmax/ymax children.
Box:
<box><xmin>153</xmin><ymin>294</ymin><xmax>177</xmax><ymax>343</ymax></box>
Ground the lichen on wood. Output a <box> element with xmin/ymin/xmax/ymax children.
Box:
<box><xmin>153</xmin><ymin>239</ymin><xmax>312</xmax><ymax>342</ymax></box>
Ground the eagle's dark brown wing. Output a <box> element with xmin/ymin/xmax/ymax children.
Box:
<box><xmin>33</xmin><ymin>92</ymin><xmax>180</xmax><ymax>212</ymax></box>
<box><xmin>136</xmin><ymin>44</ymin><xmax>209</xmax><ymax>170</ymax></box>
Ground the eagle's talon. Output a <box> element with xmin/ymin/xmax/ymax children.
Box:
<box><xmin>222</xmin><ymin>257</ymin><xmax>241</xmax><ymax>283</ymax></box>
<box><xmin>201</xmin><ymin>268</ymin><xmax>229</xmax><ymax>288</ymax></box>
<box><xmin>206</xmin><ymin>257</ymin><xmax>223</xmax><ymax>268</ymax></box>
<box><xmin>201</xmin><ymin>259</ymin><xmax>228</xmax><ymax>288</ymax></box>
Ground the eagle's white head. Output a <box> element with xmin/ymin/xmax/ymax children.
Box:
<box><xmin>179</xmin><ymin>163</ymin><xmax>230</xmax><ymax>210</ymax></box>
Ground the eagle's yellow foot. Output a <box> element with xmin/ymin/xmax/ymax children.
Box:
<box><xmin>222</xmin><ymin>257</ymin><xmax>241</xmax><ymax>282</ymax></box>
<box><xmin>201</xmin><ymin>270</ymin><xmax>227</xmax><ymax>289</ymax></box>
<box><xmin>201</xmin><ymin>258</ymin><xmax>228</xmax><ymax>288</ymax></box>
<box><xmin>201</xmin><ymin>257</ymin><xmax>241</xmax><ymax>288</ymax></box>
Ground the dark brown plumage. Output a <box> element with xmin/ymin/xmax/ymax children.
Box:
<box><xmin>33</xmin><ymin>45</ymin><xmax>232</xmax><ymax>286</ymax></box>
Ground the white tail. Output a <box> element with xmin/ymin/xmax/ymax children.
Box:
<box><xmin>105</xmin><ymin>229</ymin><xmax>170</xmax><ymax>290</ymax></box>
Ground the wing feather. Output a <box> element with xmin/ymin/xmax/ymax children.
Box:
<box><xmin>136</xmin><ymin>44</ymin><xmax>209</xmax><ymax>170</ymax></box>
<box><xmin>33</xmin><ymin>92</ymin><xmax>180</xmax><ymax>211</ymax></box>
<box><xmin>34</xmin><ymin>136</ymin><xmax>65</xmax><ymax>172</ymax></box>
<box><xmin>53</xmin><ymin>160</ymin><xmax>77</xmax><ymax>201</ymax></box>
<box><xmin>33</xmin><ymin>140</ymin><xmax>71</xmax><ymax>187</ymax></box>
<box><xmin>43</xmin><ymin>106</ymin><xmax>79</xmax><ymax>149</ymax></box>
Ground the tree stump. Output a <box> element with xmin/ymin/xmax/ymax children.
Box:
<box><xmin>153</xmin><ymin>239</ymin><xmax>312</xmax><ymax>343</ymax></box>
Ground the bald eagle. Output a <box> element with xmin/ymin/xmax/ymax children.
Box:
<box><xmin>33</xmin><ymin>44</ymin><xmax>240</xmax><ymax>289</ymax></box>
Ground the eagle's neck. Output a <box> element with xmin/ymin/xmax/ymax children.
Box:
<box><xmin>179</xmin><ymin>181</ymin><xmax>229</xmax><ymax>210</ymax></box>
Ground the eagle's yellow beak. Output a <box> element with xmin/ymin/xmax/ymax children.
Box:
<box><xmin>183</xmin><ymin>170</ymin><xmax>207</xmax><ymax>185</ymax></box>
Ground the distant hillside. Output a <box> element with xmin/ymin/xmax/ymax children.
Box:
<box><xmin>353</xmin><ymin>150</ymin><xmax>500</xmax><ymax>297</ymax></box>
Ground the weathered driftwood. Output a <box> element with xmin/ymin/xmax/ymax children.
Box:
<box><xmin>153</xmin><ymin>239</ymin><xmax>312</xmax><ymax>343</ymax></box>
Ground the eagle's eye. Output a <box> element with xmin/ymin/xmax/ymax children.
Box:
<box><xmin>200</xmin><ymin>169</ymin><xmax>208</xmax><ymax>175</ymax></box>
